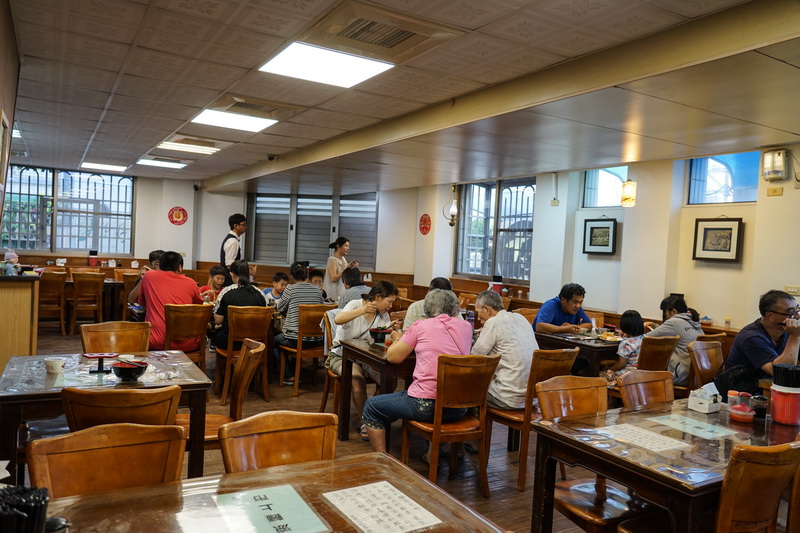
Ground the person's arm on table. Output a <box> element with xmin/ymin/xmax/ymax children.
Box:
<box><xmin>386</xmin><ymin>330</ymin><xmax>413</xmax><ymax>363</ymax></box>
<box><xmin>535</xmin><ymin>321</ymin><xmax>582</xmax><ymax>334</ymax></box>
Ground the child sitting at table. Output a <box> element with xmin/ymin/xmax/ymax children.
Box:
<box><xmin>601</xmin><ymin>309</ymin><xmax>645</xmax><ymax>387</ymax></box>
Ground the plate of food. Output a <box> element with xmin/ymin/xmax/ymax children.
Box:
<box><xmin>598</xmin><ymin>333</ymin><xmax>623</xmax><ymax>342</ymax></box>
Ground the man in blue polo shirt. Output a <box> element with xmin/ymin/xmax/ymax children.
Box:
<box><xmin>726</xmin><ymin>289</ymin><xmax>800</xmax><ymax>376</ymax></box>
<box><xmin>534</xmin><ymin>283</ymin><xmax>593</xmax><ymax>334</ymax></box>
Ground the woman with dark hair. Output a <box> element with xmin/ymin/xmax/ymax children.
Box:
<box><xmin>275</xmin><ymin>262</ymin><xmax>324</xmax><ymax>385</ymax></box>
<box><xmin>601</xmin><ymin>310</ymin><xmax>645</xmax><ymax>387</ymax></box>
<box><xmin>323</xmin><ymin>237</ymin><xmax>358</xmax><ymax>302</ymax></box>
<box><xmin>213</xmin><ymin>260</ymin><xmax>267</xmax><ymax>349</ymax></box>
<box><xmin>326</xmin><ymin>280</ymin><xmax>399</xmax><ymax>440</ymax></box>
<box><xmin>644</xmin><ymin>295</ymin><xmax>704</xmax><ymax>385</ymax></box>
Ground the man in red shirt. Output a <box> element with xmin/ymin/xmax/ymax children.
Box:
<box><xmin>138</xmin><ymin>251</ymin><xmax>203</xmax><ymax>350</ymax></box>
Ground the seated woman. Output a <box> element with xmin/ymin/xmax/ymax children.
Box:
<box><xmin>361</xmin><ymin>289</ymin><xmax>472</xmax><ymax>452</ymax></box>
<box><xmin>275</xmin><ymin>262</ymin><xmax>324</xmax><ymax>385</ymax></box>
<box><xmin>213</xmin><ymin>261</ymin><xmax>267</xmax><ymax>350</ymax></box>
<box><xmin>326</xmin><ymin>280</ymin><xmax>399</xmax><ymax>440</ymax></box>
<box><xmin>644</xmin><ymin>295</ymin><xmax>703</xmax><ymax>386</ymax></box>
<box><xmin>601</xmin><ymin>310</ymin><xmax>645</xmax><ymax>387</ymax></box>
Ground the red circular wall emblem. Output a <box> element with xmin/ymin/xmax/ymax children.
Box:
<box><xmin>419</xmin><ymin>213</ymin><xmax>431</xmax><ymax>235</ymax></box>
<box><xmin>168</xmin><ymin>206</ymin><xmax>188</xmax><ymax>226</ymax></box>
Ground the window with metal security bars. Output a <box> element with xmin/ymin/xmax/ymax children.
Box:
<box><xmin>455</xmin><ymin>177</ymin><xmax>535</xmax><ymax>282</ymax></box>
<box><xmin>687</xmin><ymin>151</ymin><xmax>759</xmax><ymax>204</ymax></box>
<box><xmin>1</xmin><ymin>165</ymin><xmax>134</xmax><ymax>254</ymax></box>
<box><xmin>250</xmin><ymin>192</ymin><xmax>377</xmax><ymax>269</ymax></box>
<box><xmin>583</xmin><ymin>166</ymin><xmax>628</xmax><ymax>207</ymax></box>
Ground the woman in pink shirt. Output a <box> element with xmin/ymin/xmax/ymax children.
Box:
<box><xmin>362</xmin><ymin>289</ymin><xmax>472</xmax><ymax>452</ymax></box>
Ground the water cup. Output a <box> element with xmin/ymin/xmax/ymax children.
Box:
<box><xmin>45</xmin><ymin>357</ymin><xmax>65</xmax><ymax>373</ymax></box>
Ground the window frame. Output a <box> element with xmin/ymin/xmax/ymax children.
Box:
<box><xmin>686</xmin><ymin>151</ymin><xmax>760</xmax><ymax>205</ymax></box>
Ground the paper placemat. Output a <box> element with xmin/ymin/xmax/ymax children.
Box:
<box><xmin>597</xmin><ymin>423</ymin><xmax>691</xmax><ymax>452</ymax></box>
<box><xmin>217</xmin><ymin>485</ymin><xmax>330</xmax><ymax>533</ymax></box>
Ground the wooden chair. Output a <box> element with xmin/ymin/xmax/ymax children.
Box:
<box><xmin>618</xmin><ymin>440</ymin><xmax>800</xmax><ymax>533</ymax></box>
<box><xmin>219</xmin><ymin>411</ymin><xmax>337</xmax><ymax>473</ymax></box>
<box><xmin>618</xmin><ymin>370</ymin><xmax>674</xmax><ymax>408</ymax></box>
<box><xmin>67</xmin><ymin>267</ymin><xmax>101</xmax><ymax>275</ymax></box>
<box><xmin>176</xmin><ymin>339</ymin><xmax>265</xmax><ymax>450</ymax></box>
<box><xmin>501</xmin><ymin>296</ymin><xmax>512</xmax><ymax>310</ymax></box>
<box><xmin>80</xmin><ymin>321</ymin><xmax>151</xmax><ymax>353</ymax></box>
<box><xmin>697</xmin><ymin>332</ymin><xmax>727</xmax><ymax>342</ymax></box>
<box><xmin>67</xmin><ymin>272</ymin><xmax>106</xmax><ymax>335</ymax></box>
<box><xmin>42</xmin><ymin>266</ymin><xmax>66</xmax><ymax>273</ymax></box>
<box><xmin>38</xmin><ymin>271</ymin><xmax>67</xmax><ymax>335</ymax></box>
<box><xmin>214</xmin><ymin>306</ymin><xmax>272</xmax><ymax>406</ymax></box>
<box><xmin>279</xmin><ymin>303</ymin><xmax>337</xmax><ymax>397</ymax></box>
<box><xmin>636</xmin><ymin>335</ymin><xmax>680</xmax><ymax>371</ymax></box>
<box><xmin>394</xmin><ymin>297</ymin><xmax>415</xmax><ymax>312</ymax></box>
<box><xmin>688</xmin><ymin>340</ymin><xmax>725</xmax><ymax>388</ymax></box>
<box><xmin>512</xmin><ymin>308</ymin><xmax>538</xmax><ymax>325</ymax></box>
<box><xmin>485</xmin><ymin>348</ymin><xmax>578</xmax><ymax>491</ymax></box>
<box><xmin>164</xmin><ymin>304</ymin><xmax>213</xmax><ymax>373</ymax></box>
<box><xmin>458</xmin><ymin>292</ymin><xmax>478</xmax><ymax>308</ymax></box>
<box><xmin>400</xmin><ymin>354</ymin><xmax>500</xmax><ymax>498</ymax></box>
<box><xmin>27</xmin><ymin>423</ymin><xmax>185</xmax><ymax>499</ymax></box>
<box><xmin>585</xmin><ymin>310</ymin><xmax>605</xmax><ymax>328</ymax></box>
<box><xmin>536</xmin><ymin>376</ymin><xmax>651</xmax><ymax>532</ymax></box>
<box><xmin>122</xmin><ymin>272</ymin><xmax>140</xmax><ymax>308</ymax></box>
<box><xmin>113</xmin><ymin>268</ymin><xmax>139</xmax><ymax>281</ymax></box>
<box><xmin>390</xmin><ymin>309</ymin><xmax>407</xmax><ymax>322</ymax></box>
<box><xmin>396</xmin><ymin>287</ymin><xmax>408</xmax><ymax>298</ymax></box>
<box><xmin>61</xmin><ymin>385</ymin><xmax>181</xmax><ymax>431</ymax></box>
<box><xmin>319</xmin><ymin>311</ymin><xmax>340</xmax><ymax>414</ymax></box>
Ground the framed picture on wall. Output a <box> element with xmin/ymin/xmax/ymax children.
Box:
<box><xmin>583</xmin><ymin>218</ymin><xmax>617</xmax><ymax>255</ymax></box>
<box><xmin>692</xmin><ymin>217</ymin><xmax>744</xmax><ymax>262</ymax></box>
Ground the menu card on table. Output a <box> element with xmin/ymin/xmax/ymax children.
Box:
<box><xmin>323</xmin><ymin>481</ymin><xmax>442</xmax><ymax>533</ymax></box>
<box><xmin>217</xmin><ymin>485</ymin><xmax>330</xmax><ymax>533</ymax></box>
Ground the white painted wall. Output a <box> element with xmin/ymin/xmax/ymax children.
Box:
<box><xmin>375</xmin><ymin>188</ymin><xmax>417</xmax><ymax>274</ymax></box>
<box><xmin>194</xmin><ymin>190</ymin><xmax>247</xmax><ymax>264</ymax></box>
<box><xmin>413</xmin><ymin>184</ymin><xmax>457</xmax><ymax>286</ymax></box>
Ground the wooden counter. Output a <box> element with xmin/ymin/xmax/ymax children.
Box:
<box><xmin>0</xmin><ymin>275</ymin><xmax>39</xmax><ymax>371</ymax></box>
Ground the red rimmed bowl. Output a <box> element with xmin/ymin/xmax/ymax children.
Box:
<box><xmin>111</xmin><ymin>361</ymin><xmax>147</xmax><ymax>382</ymax></box>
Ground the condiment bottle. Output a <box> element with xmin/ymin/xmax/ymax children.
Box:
<box><xmin>727</xmin><ymin>390</ymin><xmax>740</xmax><ymax>407</ymax></box>
<box><xmin>738</xmin><ymin>391</ymin><xmax>752</xmax><ymax>409</ymax></box>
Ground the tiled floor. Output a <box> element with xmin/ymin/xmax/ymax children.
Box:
<box><xmin>36</xmin><ymin>327</ymin><xmax>587</xmax><ymax>533</ymax></box>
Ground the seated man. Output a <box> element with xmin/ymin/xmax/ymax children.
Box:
<box><xmin>338</xmin><ymin>267</ymin><xmax>370</xmax><ymax>309</ymax></box>
<box><xmin>198</xmin><ymin>265</ymin><xmax>227</xmax><ymax>302</ymax></box>
<box><xmin>262</xmin><ymin>272</ymin><xmax>289</xmax><ymax>306</ymax></box>
<box><xmin>471</xmin><ymin>290</ymin><xmax>538</xmax><ymax>410</ymax></box>
<box><xmin>138</xmin><ymin>251</ymin><xmax>204</xmax><ymax>351</ymax></box>
<box><xmin>726</xmin><ymin>289</ymin><xmax>800</xmax><ymax>376</ymax></box>
<box><xmin>533</xmin><ymin>283</ymin><xmax>592</xmax><ymax>334</ymax></box>
<box><xmin>403</xmin><ymin>277</ymin><xmax>457</xmax><ymax>329</ymax></box>
<box><xmin>127</xmin><ymin>249</ymin><xmax>164</xmax><ymax>304</ymax></box>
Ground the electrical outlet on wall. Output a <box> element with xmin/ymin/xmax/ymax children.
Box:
<box><xmin>785</xmin><ymin>286</ymin><xmax>799</xmax><ymax>295</ymax></box>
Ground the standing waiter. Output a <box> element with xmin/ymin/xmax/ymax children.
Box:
<box><xmin>220</xmin><ymin>213</ymin><xmax>247</xmax><ymax>286</ymax></box>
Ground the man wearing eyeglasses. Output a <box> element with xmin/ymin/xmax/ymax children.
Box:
<box><xmin>726</xmin><ymin>290</ymin><xmax>800</xmax><ymax>376</ymax></box>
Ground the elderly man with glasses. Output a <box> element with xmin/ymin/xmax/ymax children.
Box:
<box><xmin>726</xmin><ymin>290</ymin><xmax>800</xmax><ymax>376</ymax></box>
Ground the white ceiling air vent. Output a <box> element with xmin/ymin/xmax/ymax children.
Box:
<box><xmin>301</xmin><ymin>0</ymin><xmax>463</xmax><ymax>64</ymax></box>
<box><xmin>209</xmin><ymin>94</ymin><xmax>305</xmax><ymax>123</ymax></box>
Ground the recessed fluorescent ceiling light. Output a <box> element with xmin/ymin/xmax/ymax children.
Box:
<box><xmin>137</xmin><ymin>159</ymin><xmax>187</xmax><ymax>169</ymax></box>
<box><xmin>157</xmin><ymin>141</ymin><xmax>220</xmax><ymax>155</ymax></box>
<box><xmin>81</xmin><ymin>162</ymin><xmax>127</xmax><ymax>173</ymax></box>
<box><xmin>260</xmin><ymin>42</ymin><xmax>393</xmax><ymax>88</ymax></box>
<box><xmin>191</xmin><ymin>110</ymin><xmax>277</xmax><ymax>132</ymax></box>
<box><xmin>12</xmin><ymin>129</ymin><xmax>21</xmax><ymax>138</ymax></box>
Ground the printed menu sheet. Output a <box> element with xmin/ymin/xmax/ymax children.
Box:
<box><xmin>217</xmin><ymin>485</ymin><xmax>330</xmax><ymax>533</ymax></box>
<box><xmin>648</xmin><ymin>414</ymin><xmax>735</xmax><ymax>439</ymax></box>
<box><xmin>323</xmin><ymin>481</ymin><xmax>442</xmax><ymax>533</ymax></box>
<box><xmin>596</xmin><ymin>423</ymin><xmax>691</xmax><ymax>452</ymax></box>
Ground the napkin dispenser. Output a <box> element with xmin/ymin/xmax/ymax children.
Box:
<box><xmin>688</xmin><ymin>383</ymin><xmax>722</xmax><ymax>413</ymax></box>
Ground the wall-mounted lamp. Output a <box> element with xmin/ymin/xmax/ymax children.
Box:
<box><xmin>442</xmin><ymin>185</ymin><xmax>458</xmax><ymax>227</ymax></box>
<box><xmin>621</xmin><ymin>179</ymin><xmax>637</xmax><ymax>207</ymax></box>
<box><xmin>762</xmin><ymin>149</ymin><xmax>789</xmax><ymax>180</ymax></box>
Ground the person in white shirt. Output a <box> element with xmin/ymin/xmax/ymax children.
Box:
<box><xmin>471</xmin><ymin>290</ymin><xmax>539</xmax><ymax>410</ymax></box>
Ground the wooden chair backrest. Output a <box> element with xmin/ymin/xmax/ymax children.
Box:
<box><xmin>435</xmin><ymin>354</ymin><xmax>500</xmax><ymax>426</ymax></box>
<box><xmin>513</xmin><ymin>308</ymin><xmax>538</xmax><ymax>325</ymax></box>
<box><xmin>219</xmin><ymin>410</ymin><xmax>337</xmax><ymax>473</ymax></box>
<box><xmin>296</xmin><ymin>304</ymin><xmax>336</xmax><ymax>349</ymax></box>
<box><xmin>396</xmin><ymin>287</ymin><xmax>408</xmax><ymax>299</ymax></box>
<box><xmin>697</xmin><ymin>332</ymin><xmax>727</xmax><ymax>342</ymax></box>
<box><xmin>500</xmin><ymin>296</ymin><xmax>511</xmax><ymax>310</ymax></box>
<box><xmin>27</xmin><ymin>423</ymin><xmax>186</xmax><ymax>499</ymax></box>
<box><xmin>122</xmin><ymin>272</ymin><xmax>140</xmax><ymax>298</ymax></box>
<box><xmin>618</xmin><ymin>370</ymin><xmax>675</xmax><ymax>408</ymax></box>
<box><xmin>517</xmin><ymin>348</ymin><xmax>579</xmax><ymax>424</ymax></box>
<box><xmin>80</xmin><ymin>321</ymin><xmax>151</xmax><ymax>353</ymax></box>
<box><xmin>536</xmin><ymin>376</ymin><xmax>608</xmax><ymax>419</ymax></box>
<box><xmin>390</xmin><ymin>310</ymin><xmax>407</xmax><ymax>322</ymax></box>
<box><xmin>396</xmin><ymin>297</ymin><xmax>416</xmax><ymax>311</ymax></box>
<box><xmin>637</xmin><ymin>335</ymin><xmax>680</xmax><ymax>371</ymax></box>
<box><xmin>71</xmin><ymin>272</ymin><xmax>105</xmax><ymax>301</ymax></box>
<box><xmin>458</xmin><ymin>292</ymin><xmax>478</xmax><ymax>308</ymax></box>
<box><xmin>113</xmin><ymin>269</ymin><xmax>139</xmax><ymax>281</ymax></box>
<box><xmin>225</xmin><ymin>306</ymin><xmax>273</xmax><ymax>352</ymax></box>
<box><xmin>323</xmin><ymin>311</ymin><xmax>337</xmax><ymax>349</ymax></box>
<box><xmin>68</xmin><ymin>267</ymin><xmax>100</xmax><ymax>276</ymax></box>
<box><xmin>61</xmin><ymin>385</ymin><xmax>182</xmax><ymax>431</ymax></box>
<box><xmin>688</xmin><ymin>341</ymin><xmax>725</xmax><ymax>387</ymax></box>
<box><xmin>164</xmin><ymin>304</ymin><xmax>213</xmax><ymax>351</ymax></box>
<box><xmin>585</xmin><ymin>310</ymin><xmax>605</xmax><ymax>327</ymax></box>
<box><xmin>42</xmin><ymin>266</ymin><xmax>66</xmax><ymax>273</ymax></box>
<box><xmin>227</xmin><ymin>339</ymin><xmax>267</xmax><ymax>420</ymax></box>
<box><xmin>39</xmin><ymin>272</ymin><xmax>67</xmax><ymax>304</ymax></box>
<box><xmin>715</xmin><ymin>441</ymin><xmax>800</xmax><ymax>533</ymax></box>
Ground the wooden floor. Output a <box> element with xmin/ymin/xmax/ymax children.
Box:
<box><xmin>37</xmin><ymin>326</ymin><xmax>586</xmax><ymax>533</ymax></box>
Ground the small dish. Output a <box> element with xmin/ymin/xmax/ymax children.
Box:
<box><xmin>112</xmin><ymin>361</ymin><xmax>148</xmax><ymax>382</ymax></box>
<box><xmin>729</xmin><ymin>403</ymin><xmax>755</xmax><ymax>423</ymax></box>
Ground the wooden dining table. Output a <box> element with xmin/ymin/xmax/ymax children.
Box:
<box><xmin>530</xmin><ymin>398</ymin><xmax>800</xmax><ymax>533</ymax></box>
<box><xmin>338</xmin><ymin>339</ymin><xmax>415</xmax><ymax>444</ymax></box>
<box><xmin>534</xmin><ymin>332</ymin><xmax>620</xmax><ymax>376</ymax></box>
<box><xmin>0</xmin><ymin>351</ymin><xmax>212</xmax><ymax>483</ymax></box>
<box><xmin>47</xmin><ymin>451</ymin><xmax>504</xmax><ymax>532</ymax></box>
